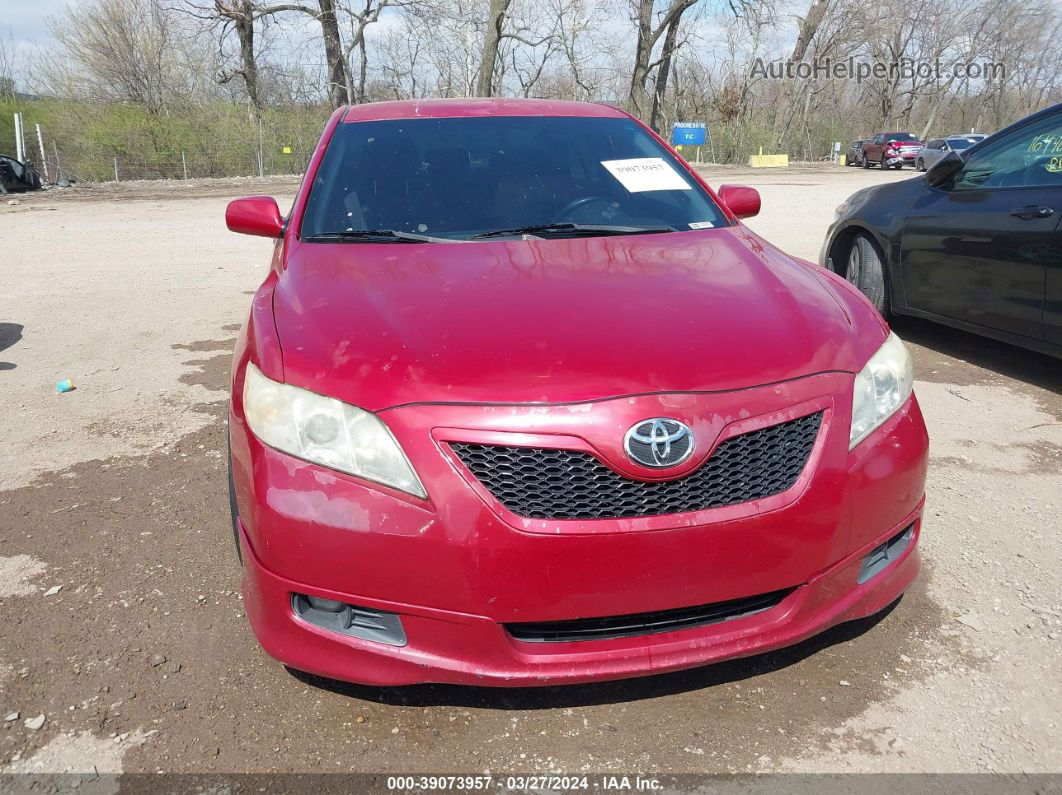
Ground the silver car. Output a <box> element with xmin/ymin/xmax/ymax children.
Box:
<box><xmin>915</xmin><ymin>136</ymin><xmax>985</xmax><ymax>171</ymax></box>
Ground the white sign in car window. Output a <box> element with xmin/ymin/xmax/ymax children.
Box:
<box><xmin>601</xmin><ymin>158</ymin><xmax>693</xmax><ymax>193</ymax></box>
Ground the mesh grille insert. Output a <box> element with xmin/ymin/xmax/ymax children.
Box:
<box><xmin>451</xmin><ymin>412</ymin><xmax>822</xmax><ymax>520</ymax></box>
<box><xmin>505</xmin><ymin>587</ymin><xmax>796</xmax><ymax>643</ymax></box>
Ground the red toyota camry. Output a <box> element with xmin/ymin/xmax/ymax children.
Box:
<box><xmin>225</xmin><ymin>98</ymin><xmax>928</xmax><ymax>687</ymax></box>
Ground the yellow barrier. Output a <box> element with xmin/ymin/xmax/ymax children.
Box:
<box><xmin>748</xmin><ymin>152</ymin><xmax>789</xmax><ymax>168</ymax></box>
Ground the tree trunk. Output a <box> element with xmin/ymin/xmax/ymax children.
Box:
<box><xmin>477</xmin><ymin>0</ymin><xmax>512</xmax><ymax>96</ymax></box>
<box><xmin>357</xmin><ymin>36</ymin><xmax>369</xmax><ymax>103</ymax></box>
<box><xmin>649</xmin><ymin>14</ymin><xmax>681</xmax><ymax>132</ymax></box>
<box><xmin>773</xmin><ymin>0</ymin><xmax>829</xmax><ymax>146</ymax></box>
<box><xmin>232</xmin><ymin>5</ymin><xmax>262</xmax><ymax>114</ymax></box>
<box><xmin>317</xmin><ymin>0</ymin><xmax>350</xmax><ymax>106</ymax></box>
<box><xmin>627</xmin><ymin>0</ymin><xmax>655</xmax><ymax>118</ymax></box>
<box><xmin>628</xmin><ymin>0</ymin><xmax>696</xmax><ymax>120</ymax></box>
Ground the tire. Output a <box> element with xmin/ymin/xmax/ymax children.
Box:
<box><xmin>916</xmin><ymin>158</ymin><xmax>925</xmax><ymax>172</ymax></box>
<box><xmin>862</xmin><ymin>155</ymin><xmax>871</xmax><ymax>169</ymax></box>
<box><xmin>846</xmin><ymin>233</ymin><xmax>888</xmax><ymax>315</ymax></box>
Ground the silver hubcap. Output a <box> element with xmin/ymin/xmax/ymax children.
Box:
<box><xmin>847</xmin><ymin>245</ymin><xmax>862</xmax><ymax>285</ymax></box>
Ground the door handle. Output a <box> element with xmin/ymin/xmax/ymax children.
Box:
<box><xmin>1010</xmin><ymin>205</ymin><xmax>1054</xmax><ymax>220</ymax></box>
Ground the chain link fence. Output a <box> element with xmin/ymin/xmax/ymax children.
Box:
<box><xmin>42</xmin><ymin>122</ymin><xmax>323</xmax><ymax>184</ymax></box>
<box><xmin>4</xmin><ymin>100</ymin><xmax>846</xmax><ymax>187</ymax></box>
<box><xmin>3</xmin><ymin>101</ymin><xmax>331</xmax><ymax>185</ymax></box>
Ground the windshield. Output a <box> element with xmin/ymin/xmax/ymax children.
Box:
<box><xmin>887</xmin><ymin>133</ymin><xmax>918</xmax><ymax>142</ymax></box>
<box><xmin>300</xmin><ymin>116</ymin><xmax>728</xmax><ymax>241</ymax></box>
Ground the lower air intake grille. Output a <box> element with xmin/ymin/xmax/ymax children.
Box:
<box><xmin>505</xmin><ymin>588</ymin><xmax>795</xmax><ymax>643</ymax></box>
<box><xmin>452</xmin><ymin>412</ymin><xmax>822</xmax><ymax>520</ymax></box>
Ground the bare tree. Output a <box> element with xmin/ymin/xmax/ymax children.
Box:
<box><xmin>477</xmin><ymin>0</ymin><xmax>511</xmax><ymax>95</ymax></box>
<box><xmin>648</xmin><ymin>12</ymin><xmax>684</xmax><ymax>130</ymax></box>
<box><xmin>0</xmin><ymin>33</ymin><xmax>16</xmax><ymax>98</ymax></box>
<box><xmin>48</xmin><ymin>0</ymin><xmax>174</xmax><ymax>113</ymax></box>
<box><xmin>552</xmin><ymin>0</ymin><xmax>604</xmax><ymax>99</ymax></box>
<box><xmin>627</xmin><ymin>0</ymin><xmax>700</xmax><ymax>118</ymax></box>
<box><xmin>771</xmin><ymin>0</ymin><xmax>831</xmax><ymax>145</ymax></box>
<box><xmin>336</xmin><ymin>0</ymin><xmax>411</xmax><ymax>104</ymax></box>
<box><xmin>315</xmin><ymin>0</ymin><xmax>350</xmax><ymax>105</ymax></box>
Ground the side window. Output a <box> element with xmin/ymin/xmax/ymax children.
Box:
<box><xmin>873</xmin><ymin>135</ymin><xmax>884</xmax><ymax>145</ymax></box>
<box><xmin>953</xmin><ymin>113</ymin><xmax>1062</xmax><ymax>190</ymax></box>
<box><xmin>927</xmin><ymin>140</ymin><xmax>942</xmax><ymax>149</ymax></box>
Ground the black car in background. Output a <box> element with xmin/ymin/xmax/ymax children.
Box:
<box><xmin>846</xmin><ymin>139</ymin><xmax>869</xmax><ymax>166</ymax></box>
<box><xmin>0</xmin><ymin>155</ymin><xmax>43</xmax><ymax>194</ymax></box>
<box><xmin>822</xmin><ymin>103</ymin><xmax>1062</xmax><ymax>358</ymax></box>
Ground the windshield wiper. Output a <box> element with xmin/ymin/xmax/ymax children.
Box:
<box><xmin>302</xmin><ymin>229</ymin><xmax>451</xmax><ymax>243</ymax></box>
<box><xmin>470</xmin><ymin>223</ymin><xmax>676</xmax><ymax>240</ymax></box>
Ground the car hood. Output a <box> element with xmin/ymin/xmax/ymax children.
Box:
<box><xmin>272</xmin><ymin>227</ymin><xmax>882</xmax><ymax>410</ymax></box>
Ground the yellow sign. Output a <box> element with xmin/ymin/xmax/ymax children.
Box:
<box><xmin>749</xmin><ymin>153</ymin><xmax>789</xmax><ymax>168</ymax></box>
<box><xmin>282</xmin><ymin>146</ymin><xmax>292</xmax><ymax>155</ymax></box>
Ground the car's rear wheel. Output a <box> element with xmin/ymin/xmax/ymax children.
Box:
<box><xmin>862</xmin><ymin>155</ymin><xmax>871</xmax><ymax>169</ymax></box>
<box><xmin>846</xmin><ymin>233</ymin><xmax>888</xmax><ymax>315</ymax></box>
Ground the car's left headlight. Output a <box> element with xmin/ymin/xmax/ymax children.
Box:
<box><xmin>242</xmin><ymin>362</ymin><xmax>426</xmax><ymax>498</ymax></box>
<box><xmin>849</xmin><ymin>332</ymin><xmax>914</xmax><ymax>449</ymax></box>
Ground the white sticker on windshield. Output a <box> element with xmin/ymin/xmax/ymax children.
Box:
<box><xmin>601</xmin><ymin>158</ymin><xmax>693</xmax><ymax>193</ymax></box>
<box><xmin>688</xmin><ymin>221</ymin><xmax>715</xmax><ymax>229</ymax></box>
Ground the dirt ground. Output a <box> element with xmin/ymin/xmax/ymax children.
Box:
<box><xmin>0</xmin><ymin>163</ymin><xmax>1059</xmax><ymax>777</ymax></box>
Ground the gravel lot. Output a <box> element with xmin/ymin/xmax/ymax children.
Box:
<box><xmin>0</xmin><ymin>164</ymin><xmax>1059</xmax><ymax>776</ymax></box>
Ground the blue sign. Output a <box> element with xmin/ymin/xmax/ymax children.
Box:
<box><xmin>672</xmin><ymin>122</ymin><xmax>706</xmax><ymax>146</ymax></box>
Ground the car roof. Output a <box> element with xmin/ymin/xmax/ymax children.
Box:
<box><xmin>342</xmin><ymin>98</ymin><xmax>628</xmax><ymax>123</ymax></box>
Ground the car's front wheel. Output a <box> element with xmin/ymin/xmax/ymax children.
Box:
<box><xmin>845</xmin><ymin>233</ymin><xmax>888</xmax><ymax>315</ymax></box>
<box><xmin>916</xmin><ymin>158</ymin><xmax>925</xmax><ymax>171</ymax></box>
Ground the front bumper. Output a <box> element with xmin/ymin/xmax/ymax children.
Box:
<box><xmin>230</xmin><ymin>374</ymin><xmax>929</xmax><ymax>687</ymax></box>
<box><xmin>239</xmin><ymin>510</ymin><xmax>920</xmax><ymax>686</ymax></box>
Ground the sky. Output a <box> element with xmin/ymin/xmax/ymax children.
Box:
<box><xmin>5</xmin><ymin>0</ymin><xmax>66</xmax><ymax>45</ymax></box>
<box><xmin>3</xmin><ymin>0</ymin><xmax>68</xmax><ymax>84</ymax></box>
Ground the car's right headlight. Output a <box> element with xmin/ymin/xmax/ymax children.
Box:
<box><xmin>242</xmin><ymin>363</ymin><xmax>426</xmax><ymax>497</ymax></box>
<box><xmin>849</xmin><ymin>332</ymin><xmax>914</xmax><ymax>449</ymax></box>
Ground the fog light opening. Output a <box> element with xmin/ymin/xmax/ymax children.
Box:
<box><xmin>291</xmin><ymin>593</ymin><xmax>407</xmax><ymax>646</ymax></box>
<box><xmin>857</xmin><ymin>523</ymin><xmax>914</xmax><ymax>585</ymax></box>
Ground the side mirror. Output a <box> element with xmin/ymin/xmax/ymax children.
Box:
<box><xmin>226</xmin><ymin>196</ymin><xmax>284</xmax><ymax>238</ymax></box>
<box><xmin>925</xmin><ymin>151</ymin><xmax>964</xmax><ymax>187</ymax></box>
<box><xmin>717</xmin><ymin>184</ymin><xmax>761</xmax><ymax>219</ymax></box>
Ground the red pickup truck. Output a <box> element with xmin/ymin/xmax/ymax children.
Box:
<box><xmin>861</xmin><ymin>131</ymin><xmax>924</xmax><ymax>169</ymax></box>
